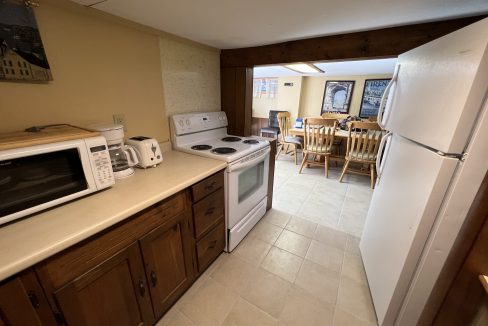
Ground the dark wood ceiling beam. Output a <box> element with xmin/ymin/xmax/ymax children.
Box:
<box><xmin>221</xmin><ymin>15</ymin><xmax>487</xmax><ymax>67</ymax></box>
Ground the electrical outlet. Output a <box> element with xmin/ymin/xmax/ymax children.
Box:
<box><xmin>113</xmin><ymin>114</ymin><xmax>126</xmax><ymax>131</ymax></box>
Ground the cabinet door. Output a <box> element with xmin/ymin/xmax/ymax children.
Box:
<box><xmin>139</xmin><ymin>212</ymin><xmax>194</xmax><ymax>318</ymax></box>
<box><xmin>0</xmin><ymin>269</ymin><xmax>56</xmax><ymax>326</ymax></box>
<box><xmin>54</xmin><ymin>243</ymin><xmax>154</xmax><ymax>326</ymax></box>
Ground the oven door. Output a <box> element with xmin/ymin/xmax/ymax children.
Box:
<box><xmin>226</xmin><ymin>147</ymin><xmax>270</xmax><ymax>229</ymax></box>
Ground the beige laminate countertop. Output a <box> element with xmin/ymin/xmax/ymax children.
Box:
<box><xmin>0</xmin><ymin>151</ymin><xmax>227</xmax><ymax>281</ymax></box>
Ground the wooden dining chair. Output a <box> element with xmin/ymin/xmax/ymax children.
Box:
<box><xmin>299</xmin><ymin>118</ymin><xmax>337</xmax><ymax>177</ymax></box>
<box><xmin>339</xmin><ymin>121</ymin><xmax>383</xmax><ymax>188</ymax></box>
<box><xmin>321</xmin><ymin>112</ymin><xmax>349</xmax><ymax>157</ymax></box>
<box><xmin>276</xmin><ymin>112</ymin><xmax>303</xmax><ymax>164</ymax></box>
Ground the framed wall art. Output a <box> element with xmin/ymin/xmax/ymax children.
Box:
<box><xmin>321</xmin><ymin>80</ymin><xmax>355</xmax><ymax>114</ymax></box>
<box><xmin>0</xmin><ymin>0</ymin><xmax>52</xmax><ymax>82</ymax></box>
<box><xmin>359</xmin><ymin>79</ymin><xmax>391</xmax><ymax>118</ymax></box>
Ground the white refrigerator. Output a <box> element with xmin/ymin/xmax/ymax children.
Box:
<box><xmin>360</xmin><ymin>18</ymin><xmax>488</xmax><ymax>326</ymax></box>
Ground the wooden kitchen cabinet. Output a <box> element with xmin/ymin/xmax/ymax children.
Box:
<box><xmin>53</xmin><ymin>242</ymin><xmax>154</xmax><ymax>326</ymax></box>
<box><xmin>1</xmin><ymin>170</ymin><xmax>226</xmax><ymax>325</ymax></box>
<box><xmin>0</xmin><ymin>269</ymin><xmax>56</xmax><ymax>326</ymax></box>
<box><xmin>139</xmin><ymin>211</ymin><xmax>194</xmax><ymax>319</ymax></box>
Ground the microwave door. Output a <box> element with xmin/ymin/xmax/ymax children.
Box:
<box><xmin>0</xmin><ymin>140</ymin><xmax>98</xmax><ymax>224</ymax></box>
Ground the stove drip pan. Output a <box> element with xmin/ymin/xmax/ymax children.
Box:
<box><xmin>222</xmin><ymin>137</ymin><xmax>242</xmax><ymax>142</ymax></box>
<box><xmin>191</xmin><ymin>145</ymin><xmax>212</xmax><ymax>150</ymax></box>
<box><xmin>211</xmin><ymin>147</ymin><xmax>237</xmax><ymax>154</ymax></box>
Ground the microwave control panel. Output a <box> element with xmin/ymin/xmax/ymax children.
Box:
<box><xmin>85</xmin><ymin>137</ymin><xmax>115</xmax><ymax>189</ymax></box>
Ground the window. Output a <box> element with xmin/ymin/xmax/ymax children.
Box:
<box><xmin>253</xmin><ymin>78</ymin><xmax>278</xmax><ymax>99</ymax></box>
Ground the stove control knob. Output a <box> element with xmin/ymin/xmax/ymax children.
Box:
<box><xmin>178</xmin><ymin>120</ymin><xmax>184</xmax><ymax>127</ymax></box>
<box><xmin>186</xmin><ymin>119</ymin><xmax>190</xmax><ymax>126</ymax></box>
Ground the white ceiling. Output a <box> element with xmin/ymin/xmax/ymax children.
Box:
<box><xmin>254</xmin><ymin>58</ymin><xmax>398</xmax><ymax>78</ymax></box>
<box><xmin>72</xmin><ymin>0</ymin><xmax>488</xmax><ymax>49</ymax></box>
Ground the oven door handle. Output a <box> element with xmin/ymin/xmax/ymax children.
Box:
<box><xmin>227</xmin><ymin>148</ymin><xmax>270</xmax><ymax>172</ymax></box>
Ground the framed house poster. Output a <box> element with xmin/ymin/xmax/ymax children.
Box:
<box><xmin>0</xmin><ymin>1</ymin><xmax>52</xmax><ymax>82</ymax></box>
<box><xmin>359</xmin><ymin>79</ymin><xmax>391</xmax><ymax>118</ymax></box>
<box><xmin>321</xmin><ymin>81</ymin><xmax>355</xmax><ymax>114</ymax></box>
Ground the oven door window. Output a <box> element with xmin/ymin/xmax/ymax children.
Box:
<box><xmin>238</xmin><ymin>161</ymin><xmax>264</xmax><ymax>203</ymax></box>
<box><xmin>0</xmin><ymin>148</ymin><xmax>88</xmax><ymax>219</ymax></box>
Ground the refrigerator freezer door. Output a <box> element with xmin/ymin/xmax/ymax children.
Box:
<box><xmin>360</xmin><ymin>134</ymin><xmax>458</xmax><ymax>325</ymax></box>
<box><xmin>382</xmin><ymin>18</ymin><xmax>488</xmax><ymax>154</ymax></box>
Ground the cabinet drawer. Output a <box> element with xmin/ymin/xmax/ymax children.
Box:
<box><xmin>36</xmin><ymin>191</ymin><xmax>186</xmax><ymax>289</ymax></box>
<box><xmin>192</xmin><ymin>188</ymin><xmax>224</xmax><ymax>239</ymax></box>
<box><xmin>196</xmin><ymin>221</ymin><xmax>225</xmax><ymax>272</ymax></box>
<box><xmin>191</xmin><ymin>171</ymin><xmax>224</xmax><ymax>202</ymax></box>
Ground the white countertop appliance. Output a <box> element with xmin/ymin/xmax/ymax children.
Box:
<box><xmin>171</xmin><ymin>111</ymin><xmax>270</xmax><ymax>251</ymax></box>
<box><xmin>89</xmin><ymin>124</ymin><xmax>139</xmax><ymax>179</ymax></box>
<box><xmin>0</xmin><ymin>136</ymin><xmax>114</xmax><ymax>225</ymax></box>
<box><xmin>360</xmin><ymin>18</ymin><xmax>488</xmax><ymax>326</ymax></box>
<box><xmin>126</xmin><ymin>136</ymin><xmax>162</xmax><ymax>168</ymax></box>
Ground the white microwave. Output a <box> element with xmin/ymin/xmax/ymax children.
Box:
<box><xmin>0</xmin><ymin>136</ymin><xmax>115</xmax><ymax>225</ymax></box>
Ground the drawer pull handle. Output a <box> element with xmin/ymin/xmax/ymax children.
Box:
<box><xmin>205</xmin><ymin>181</ymin><xmax>217</xmax><ymax>190</ymax></box>
<box><xmin>28</xmin><ymin>291</ymin><xmax>40</xmax><ymax>309</ymax></box>
<box><xmin>208</xmin><ymin>240</ymin><xmax>218</xmax><ymax>249</ymax></box>
<box><xmin>150</xmin><ymin>271</ymin><xmax>158</xmax><ymax>287</ymax></box>
<box><xmin>138</xmin><ymin>279</ymin><xmax>146</xmax><ymax>297</ymax></box>
<box><xmin>205</xmin><ymin>207</ymin><xmax>215</xmax><ymax>216</ymax></box>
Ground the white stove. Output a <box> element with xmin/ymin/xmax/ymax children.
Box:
<box><xmin>171</xmin><ymin>111</ymin><xmax>270</xmax><ymax>252</ymax></box>
<box><xmin>171</xmin><ymin>112</ymin><xmax>269</xmax><ymax>163</ymax></box>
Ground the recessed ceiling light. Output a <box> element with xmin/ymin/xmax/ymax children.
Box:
<box><xmin>284</xmin><ymin>63</ymin><xmax>324</xmax><ymax>74</ymax></box>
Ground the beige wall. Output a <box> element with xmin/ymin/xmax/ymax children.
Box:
<box><xmin>252</xmin><ymin>97</ymin><xmax>278</xmax><ymax>119</ymax></box>
<box><xmin>299</xmin><ymin>74</ymin><xmax>392</xmax><ymax>118</ymax></box>
<box><xmin>0</xmin><ymin>0</ymin><xmax>220</xmax><ymax>143</ymax></box>
<box><xmin>160</xmin><ymin>38</ymin><xmax>220</xmax><ymax>115</ymax></box>
<box><xmin>277</xmin><ymin>76</ymin><xmax>303</xmax><ymax>122</ymax></box>
<box><xmin>252</xmin><ymin>76</ymin><xmax>302</xmax><ymax>120</ymax></box>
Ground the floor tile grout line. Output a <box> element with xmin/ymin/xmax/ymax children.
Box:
<box><xmin>236</xmin><ymin>294</ymin><xmax>281</xmax><ymax>323</ymax></box>
<box><xmin>336</xmin><ymin>182</ymin><xmax>350</xmax><ymax>229</ymax></box>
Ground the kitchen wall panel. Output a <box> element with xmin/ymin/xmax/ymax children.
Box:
<box><xmin>160</xmin><ymin>38</ymin><xmax>220</xmax><ymax>116</ymax></box>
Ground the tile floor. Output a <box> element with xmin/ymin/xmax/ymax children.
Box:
<box><xmin>157</xmin><ymin>154</ymin><xmax>377</xmax><ymax>326</ymax></box>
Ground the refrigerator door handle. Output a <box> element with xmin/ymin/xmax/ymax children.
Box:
<box><xmin>376</xmin><ymin>132</ymin><xmax>393</xmax><ymax>182</ymax></box>
<box><xmin>378</xmin><ymin>64</ymin><xmax>401</xmax><ymax>129</ymax></box>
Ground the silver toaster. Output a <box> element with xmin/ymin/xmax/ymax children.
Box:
<box><xmin>126</xmin><ymin>136</ymin><xmax>163</xmax><ymax>168</ymax></box>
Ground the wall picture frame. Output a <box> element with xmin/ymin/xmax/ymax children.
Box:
<box><xmin>0</xmin><ymin>1</ymin><xmax>52</xmax><ymax>82</ymax></box>
<box><xmin>359</xmin><ymin>79</ymin><xmax>391</xmax><ymax>118</ymax></box>
<box><xmin>321</xmin><ymin>80</ymin><xmax>355</xmax><ymax>114</ymax></box>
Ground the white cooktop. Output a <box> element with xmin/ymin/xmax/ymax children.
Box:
<box><xmin>171</xmin><ymin>112</ymin><xmax>270</xmax><ymax>163</ymax></box>
<box><xmin>175</xmin><ymin>133</ymin><xmax>269</xmax><ymax>163</ymax></box>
